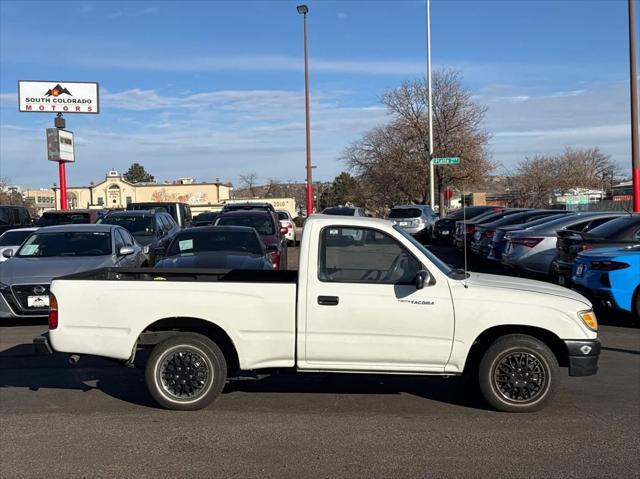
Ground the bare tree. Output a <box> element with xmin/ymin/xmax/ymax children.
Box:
<box><xmin>511</xmin><ymin>147</ymin><xmax>617</xmax><ymax>207</ymax></box>
<box><xmin>238</xmin><ymin>173</ymin><xmax>258</xmax><ymax>197</ymax></box>
<box><xmin>345</xmin><ymin>69</ymin><xmax>493</xmax><ymax>213</ymax></box>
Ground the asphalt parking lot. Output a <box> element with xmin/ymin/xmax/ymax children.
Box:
<box><xmin>1</xmin><ymin>245</ymin><xmax>639</xmax><ymax>478</ymax></box>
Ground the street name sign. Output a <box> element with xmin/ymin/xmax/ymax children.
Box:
<box><xmin>18</xmin><ymin>81</ymin><xmax>99</xmax><ymax>114</ymax></box>
<box><xmin>432</xmin><ymin>157</ymin><xmax>460</xmax><ymax>165</ymax></box>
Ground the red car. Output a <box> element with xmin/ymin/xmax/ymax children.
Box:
<box><xmin>214</xmin><ymin>209</ymin><xmax>288</xmax><ymax>269</ymax></box>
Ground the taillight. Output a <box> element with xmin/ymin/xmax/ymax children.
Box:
<box><xmin>591</xmin><ymin>261</ymin><xmax>629</xmax><ymax>271</ymax></box>
<box><xmin>48</xmin><ymin>293</ymin><xmax>58</xmax><ymax>330</ymax></box>
<box><xmin>465</xmin><ymin>225</ymin><xmax>475</xmax><ymax>234</ymax></box>
<box><xmin>511</xmin><ymin>237</ymin><xmax>543</xmax><ymax>248</ymax></box>
<box><xmin>581</xmin><ymin>244</ymin><xmax>593</xmax><ymax>251</ymax></box>
<box><xmin>270</xmin><ymin>252</ymin><xmax>281</xmax><ymax>270</ymax></box>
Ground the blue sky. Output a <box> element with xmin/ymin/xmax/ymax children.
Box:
<box><xmin>0</xmin><ymin>0</ymin><xmax>637</xmax><ymax>188</ymax></box>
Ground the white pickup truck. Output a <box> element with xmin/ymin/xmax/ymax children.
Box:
<box><xmin>35</xmin><ymin>215</ymin><xmax>600</xmax><ymax>412</ymax></box>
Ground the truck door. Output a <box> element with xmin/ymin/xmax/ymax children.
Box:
<box><xmin>300</xmin><ymin>225</ymin><xmax>454</xmax><ymax>372</ymax></box>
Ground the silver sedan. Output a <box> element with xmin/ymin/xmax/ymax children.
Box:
<box><xmin>0</xmin><ymin>224</ymin><xmax>147</xmax><ymax>319</ymax></box>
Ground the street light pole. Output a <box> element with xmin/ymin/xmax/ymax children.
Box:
<box><xmin>297</xmin><ymin>4</ymin><xmax>314</xmax><ymax>216</ymax></box>
<box><xmin>629</xmin><ymin>0</ymin><xmax>639</xmax><ymax>212</ymax></box>
<box><xmin>427</xmin><ymin>0</ymin><xmax>435</xmax><ymax>211</ymax></box>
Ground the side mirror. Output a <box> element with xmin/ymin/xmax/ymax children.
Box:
<box><xmin>119</xmin><ymin>246</ymin><xmax>135</xmax><ymax>256</ymax></box>
<box><xmin>2</xmin><ymin>249</ymin><xmax>14</xmax><ymax>259</ymax></box>
<box><xmin>280</xmin><ymin>227</ymin><xmax>289</xmax><ymax>234</ymax></box>
<box><xmin>415</xmin><ymin>270</ymin><xmax>431</xmax><ymax>290</ymax></box>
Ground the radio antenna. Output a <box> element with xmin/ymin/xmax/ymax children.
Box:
<box><xmin>462</xmin><ymin>186</ymin><xmax>469</xmax><ymax>288</ymax></box>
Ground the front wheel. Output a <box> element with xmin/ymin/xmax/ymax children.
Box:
<box><xmin>478</xmin><ymin>334</ymin><xmax>558</xmax><ymax>412</ymax></box>
<box><xmin>145</xmin><ymin>333</ymin><xmax>227</xmax><ymax>410</ymax></box>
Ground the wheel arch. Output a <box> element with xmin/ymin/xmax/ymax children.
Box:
<box><xmin>463</xmin><ymin>325</ymin><xmax>569</xmax><ymax>373</ymax></box>
<box><xmin>138</xmin><ymin>317</ymin><xmax>240</xmax><ymax>375</ymax></box>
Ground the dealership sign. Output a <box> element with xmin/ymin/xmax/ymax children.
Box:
<box><xmin>18</xmin><ymin>81</ymin><xmax>99</xmax><ymax>114</ymax></box>
<box><xmin>46</xmin><ymin>128</ymin><xmax>75</xmax><ymax>162</ymax></box>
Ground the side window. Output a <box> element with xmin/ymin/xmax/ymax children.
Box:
<box><xmin>156</xmin><ymin>217</ymin><xmax>166</xmax><ymax>234</ymax></box>
<box><xmin>114</xmin><ymin>229</ymin><xmax>126</xmax><ymax>253</ymax></box>
<box><xmin>162</xmin><ymin>214</ymin><xmax>176</xmax><ymax>230</ymax></box>
<box><xmin>120</xmin><ymin>228</ymin><xmax>134</xmax><ymax>246</ymax></box>
<box><xmin>584</xmin><ymin>217</ymin><xmax>614</xmax><ymax>232</ymax></box>
<box><xmin>319</xmin><ymin>227</ymin><xmax>420</xmax><ymax>285</ymax></box>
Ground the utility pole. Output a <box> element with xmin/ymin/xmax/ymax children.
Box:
<box><xmin>629</xmin><ymin>0</ymin><xmax>639</xmax><ymax>212</ymax></box>
<box><xmin>427</xmin><ymin>0</ymin><xmax>435</xmax><ymax>213</ymax></box>
<box><xmin>297</xmin><ymin>4</ymin><xmax>314</xmax><ymax>215</ymax></box>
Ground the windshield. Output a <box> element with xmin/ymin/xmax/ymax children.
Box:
<box><xmin>389</xmin><ymin>208</ymin><xmax>422</xmax><ymax>219</ymax></box>
<box><xmin>0</xmin><ymin>230</ymin><xmax>34</xmax><ymax>246</ymax></box>
<box><xmin>216</xmin><ymin>215</ymin><xmax>275</xmax><ymax>235</ymax></box>
<box><xmin>393</xmin><ymin>225</ymin><xmax>453</xmax><ymax>276</ymax></box>
<box><xmin>36</xmin><ymin>213</ymin><xmax>90</xmax><ymax>227</ymax></box>
<box><xmin>168</xmin><ymin>230</ymin><xmax>263</xmax><ymax>256</ymax></box>
<box><xmin>322</xmin><ymin>207</ymin><xmax>355</xmax><ymax>216</ymax></box>
<box><xmin>17</xmin><ymin>231</ymin><xmax>111</xmax><ymax>257</ymax></box>
<box><xmin>99</xmin><ymin>215</ymin><xmax>155</xmax><ymax>236</ymax></box>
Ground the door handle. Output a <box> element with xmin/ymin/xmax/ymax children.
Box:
<box><xmin>318</xmin><ymin>295</ymin><xmax>339</xmax><ymax>306</ymax></box>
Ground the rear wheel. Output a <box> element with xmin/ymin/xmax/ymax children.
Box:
<box><xmin>145</xmin><ymin>333</ymin><xmax>227</xmax><ymax>410</ymax></box>
<box><xmin>633</xmin><ymin>288</ymin><xmax>640</xmax><ymax>322</ymax></box>
<box><xmin>478</xmin><ymin>334</ymin><xmax>558</xmax><ymax>412</ymax></box>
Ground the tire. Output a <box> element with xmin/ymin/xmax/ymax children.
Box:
<box><xmin>145</xmin><ymin>333</ymin><xmax>227</xmax><ymax>411</ymax></box>
<box><xmin>478</xmin><ymin>334</ymin><xmax>558</xmax><ymax>413</ymax></box>
<box><xmin>633</xmin><ymin>288</ymin><xmax>640</xmax><ymax>322</ymax></box>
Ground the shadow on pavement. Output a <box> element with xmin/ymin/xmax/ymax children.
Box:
<box><xmin>0</xmin><ymin>342</ymin><xmax>488</xmax><ymax>411</ymax></box>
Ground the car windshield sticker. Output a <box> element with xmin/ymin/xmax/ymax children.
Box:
<box><xmin>21</xmin><ymin>244</ymin><xmax>39</xmax><ymax>255</ymax></box>
<box><xmin>329</xmin><ymin>229</ymin><xmax>339</xmax><ymax>235</ymax></box>
<box><xmin>179</xmin><ymin>239</ymin><xmax>193</xmax><ymax>251</ymax></box>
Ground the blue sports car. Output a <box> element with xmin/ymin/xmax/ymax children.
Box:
<box><xmin>572</xmin><ymin>245</ymin><xmax>640</xmax><ymax>320</ymax></box>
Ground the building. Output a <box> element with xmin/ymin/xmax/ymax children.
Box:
<box><xmin>22</xmin><ymin>188</ymin><xmax>56</xmax><ymax>216</ymax></box>
<box><xmin>52</xmin><ymin>170</ymin><xmax>233</xmax><ymax>210</ymax></box>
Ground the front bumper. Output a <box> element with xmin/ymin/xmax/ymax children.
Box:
<box><xmin>0</xmin><ymin>290</ymin><xmax>48</xmax><ymax>319</ymax></box>
<box><xmin>565</xmin><ymin>339</ymin><xmax>600</xmax><ymax>376</ymax></box>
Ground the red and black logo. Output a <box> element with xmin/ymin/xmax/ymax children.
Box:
<box><xmin>44</xmin><ymin>84</ymin><xmax>72</xmax><ymax>97</ymax></box>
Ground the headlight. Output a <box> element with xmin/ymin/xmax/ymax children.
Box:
<box><xmin>579</xmin><ymin>310</ymin><xmax>598</xmax><ymax>331</ymax></box>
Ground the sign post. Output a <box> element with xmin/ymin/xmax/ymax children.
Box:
<box><xmin>18</xmin><ymin>80</ymin><xmax>99</xmax><ymax>210</ymax></box>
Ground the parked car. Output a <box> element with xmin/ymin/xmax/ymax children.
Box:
<box><xmin>487</xmin><ymin>212</ymin><xmax>575</xmax><ymax>261</ymax></box>
<box><xmin>432</xmin><ymin>206</ymin><xmax>500</xmax><ymax>243</ymax></box>
<box><xmin>192</xmin><ymin>212</ymin><xmax>219</xmax><ymax>227</ymax></box>
<box><xmin>572</xmin><ymin>245</ymin><xmax>640</xmax><ymax>320</ymax></box>
<box><xmin>35</xmin><ymin>209</ymin><xmax>101</xmax><ymax>227</ymax></box>
<box><xmin>155</xmin><ymin>226</ymin><xmax>273</xmax><ymax>270</ymax></box>
<box><xmin>453</xmin><ymin>209</ymin><xmax>527</xmax><ymax>249</ymax></box>
<box><xmin>277</xmin><ymin>210</ymin><xmax>296</xmax><ymax>245</ymax></box>
<box><xmin>222</xmin><ymin>202</ymin><xmax>277</xmax><ymax>216</ymax></box>
<box><xmin>553</xmin><ymin>214</ymin><xmax>640</xmax><ymax>286</ymax></box>
<box><xmin>215</xmin><ymin>209</ymin><xmax>288</xmax><ymax>269</ymax></box>
<box><xmin>0</xmin><ymin>228</ymin><xmax>38</xmax><ymax>263</ymax></box>
<box><xmin>0</xmin><ymin>224</ymin><xmax>146</xmax><ymax>319</ymax></box>
<box><xmin>0</xmin><ymin>205</ymin><xmax>33</xmax><ymax>234</ymax></box>
<box><xmin>98</xmin><ymin>210</ymin><xmax>179</xmax><ymax>265</ymax></box>
<box><xmin>502</xmin><ymin>212</ymin><xmax>625</xmax><ymax>278</ymax></box>
<box><xmin>387</xmin><ymin>205</ymin><xmax>436</xmax><ymax>243</ymax></box>
<box><xmin>471</xmin><ymin>210</ymin><xmax>567</xmax><ymax>258</ymax></box>
<box><xmin>127</xmin><ymin>202</ymin><xmax>192</xmax><ymax>228</ymax></box>
<box><xmin>321</xmin><ymin>206</ymin><xmax>366</xmax><ymax>216</ymax></box>
<box><xmin>38</xmin><ymin>215</ymin><xmax>600</xmax><ymax>412</ymax></box>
